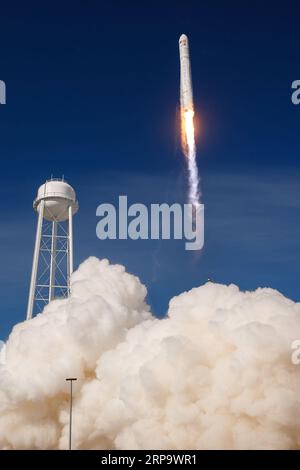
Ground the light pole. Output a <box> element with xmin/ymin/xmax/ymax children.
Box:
<box><xmin>66</xmin><ymin>377</ymin><xmax>77</xmax><ymax>450</ymax></box>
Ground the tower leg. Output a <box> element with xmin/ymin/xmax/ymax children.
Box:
<box><xmin>49</xmin><ymin>220</ymin><xmax>57</xmax><ymax>302</ymax></box>
<box><xmin>68</xmin><ymin>205</ymin><xmax>74</xmax><ymax>294</ymax></box>
<box><xmin>26</xmin><ymin>200</ymin><xmax>45</xmax><ymax>320</ymax></box>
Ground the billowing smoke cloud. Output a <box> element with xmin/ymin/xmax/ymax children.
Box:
<box><xmin>0</xmin><ymin>257</ymin><xmax>300</xmax><ymax>450</ymax></box>
<box><xmin>0</xmin><ymin>342</ymin><xmax>5</xmax><ymax>366</ymax></box>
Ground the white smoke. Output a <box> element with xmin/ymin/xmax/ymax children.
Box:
<box><xmin>0</xmin><ymin>341</ymin><xmax>5</xmax><ymax>365</ymax></box>
<box><xmin>181</xmin><ymin>109</ymin><xmax>201</xmax><ymax>209</ymax></box>
<box><xmin>0</xmin><ymin>257</ymin><xmax>300</xmax><ymax>450</ymax></box>
<box><xmin>187</xmin><ymin>144</ymin><xmax>201</xmax><ymax>209</ymax></box>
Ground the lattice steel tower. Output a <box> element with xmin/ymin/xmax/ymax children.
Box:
<box><xmin>26</xmin><ymin>178</ymin><xmax>78</xmax><ymax>320</ymax></box>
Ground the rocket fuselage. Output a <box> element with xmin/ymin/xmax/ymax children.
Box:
<box><xmin>179</xmin><ymin>34</ymin><xmax>193</xmax><ymax>112</ymax></box>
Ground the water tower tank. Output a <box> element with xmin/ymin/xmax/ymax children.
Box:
<box><xmin>33</xmin><ymin>179</ymin><xmax>78</xmax><ymax>222</ymax></box>
<box><xmin>27</xmin><ymin>178</ymin><xmax>78</xmax><ymax>320</ymax></box>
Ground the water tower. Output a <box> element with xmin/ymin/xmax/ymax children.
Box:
<box><xmin>26</xmin><ymin>178</ymin><xmax>78</xmax><ymax>320</ymax></box>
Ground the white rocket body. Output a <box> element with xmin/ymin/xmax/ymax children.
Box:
<box><xmin>179</xmin><ymin>34</ymin><xmax>193</xmax><ymax>112</ymax></box>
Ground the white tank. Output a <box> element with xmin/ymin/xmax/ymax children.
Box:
<box><xmin>33</xmin><ymin>179</ymin><xmax>79</xmax><ymax>222</ymax></box>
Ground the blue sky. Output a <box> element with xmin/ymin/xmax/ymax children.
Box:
<box><xmin>0</xmin><ymin>1</ymin><xmax>300</xmax><ymax>338</ymax></box>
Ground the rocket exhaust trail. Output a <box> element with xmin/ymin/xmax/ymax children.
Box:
<box><xmin>179</xmin><ymin>34</ymin><xmax>201</xmax><ymax>209</ymax></box>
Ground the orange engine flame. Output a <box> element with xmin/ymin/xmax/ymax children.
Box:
<box><xmin>180</xmin><ymin>107</ymin><xmax>200</xmax><ymax>209</ymax></box>
<box><xmin>181</xmin><ymin>108</ymin><xmax>195</xmax><ymax>157</ymax></box>
<box><xmin>183</xmin><ymin>109</ymin><xmax>195</xmax><ymax>152</ymax></box>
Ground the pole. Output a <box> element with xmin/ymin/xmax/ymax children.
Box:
<box><xmin>66</xmin><ymin>378</ymin><xmax>77</xmax><ymax>450</ymax></box>
<box><xmin>26</xmin><ymin>200</ymin><xmax>45</xmax><ymax>320</ymax></box>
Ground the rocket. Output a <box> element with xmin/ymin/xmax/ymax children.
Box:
<box><xmin>178</xmin><ymin>34</ymin><xmax>200</xmax><ymax>209</ymax></box>
<box><xmin>179</xmin><ymin>34</ymin><xmax>193</xmax><ymax>112</ymax></box>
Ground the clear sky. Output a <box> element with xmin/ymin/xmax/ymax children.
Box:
<box><xmin>0</xmin><ymin>1</ymin><xmax>300</xmax><ymax>338</ymax></box>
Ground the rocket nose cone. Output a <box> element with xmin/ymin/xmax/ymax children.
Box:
<box><xmin>179</xmin><ymin>34</ymin><xmax>188</xmax><ymax>44</ymax></box>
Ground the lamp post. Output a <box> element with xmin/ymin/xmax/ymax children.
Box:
<box><xmin>66</xmin><ymin>377</ymin><xmax>77</xmax><ymax>450</ymax></box>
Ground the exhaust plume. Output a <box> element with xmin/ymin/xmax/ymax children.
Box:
<box><xmin>181</xmin><ymin>108</ymin><xmax>201</xmax><ymax>208</ymax></box>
